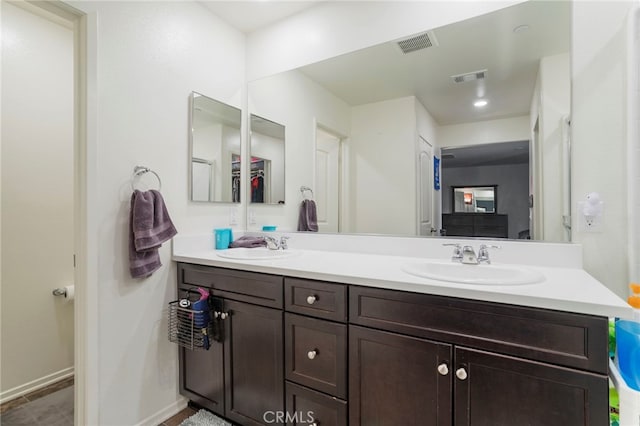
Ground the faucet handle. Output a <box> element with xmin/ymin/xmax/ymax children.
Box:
<box><xmin>442</xmin><ymin>243</ymin><xmax>463</xmax><ymax>261</ymax></box>
<box><xmin>478</xmin><ymin>244</ymin><xmax>501</xmax><ymax>264</ymax></box>
<box><xmin>279</xmin><ymin>236</ymin><xmax>290</xmax><ymax>250</ymax></box>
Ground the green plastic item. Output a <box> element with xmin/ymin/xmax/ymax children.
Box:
<box><xmin>609</xmin><ymin>318</ymin><xmax>616</xmax><ymax>359</ymax></box>
<box><xmin>610</xmin><ymin>385</ymin><xmax>620</xmax><ymax>426</ymax></box>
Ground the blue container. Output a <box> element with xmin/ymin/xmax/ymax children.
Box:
<box><xmin>262</xmin><ymin>225</ymin><xmax>277</xmax><ymax>231</ymax></box>
<box><xmin>616</xmin><ymin>320</ymin><xmax>640</xmax><ymax>391</ymax></box>
<box><xmin>214</xmin><ymin>228</ymin><xmax>233</xmax><ymax>250</ymax></box>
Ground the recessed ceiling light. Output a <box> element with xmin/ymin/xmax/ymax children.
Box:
<box><xmin>513</xmin><ymin>24</ymin><xmax>530</xmax><ymax>34</ymax></box>
<box><xmin>474</xmin><ymin>100</ymin><xmax>488</xmax><ymax>108</ymax></box>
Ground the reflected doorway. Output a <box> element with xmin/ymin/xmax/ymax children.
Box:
<box><xmin>440</xmin><ymin>141</ymin><xmax>530</xmax><ymax>239</ymax></box>
<box><xmin>315</xmin><ymin>126</ymin><xmax>343</xmax><ymax>233</ymax></box>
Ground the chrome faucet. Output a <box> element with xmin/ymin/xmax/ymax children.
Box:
<box><xmin>477</xmin><ymin>244</ymin><xmax>501</xmax><ymax>264</ymax></box>
<box><xmin>444</xmin><ymin>243</ymin><xmax>500</xmax><ymax>264</ymax></box>
<box><xmin>461</xmin><ymin>245</ymin><xmax>479</xmax><ymax>264</ymax></box>
<box><xmin>264</xmin><ymin>235</ymin><xmax>289</xmax><ymax>250</ymax></box>
<box><xmin>443</xmin><ymin>243</ymin><xmax>463</xmax><ymax>262</ymax></box>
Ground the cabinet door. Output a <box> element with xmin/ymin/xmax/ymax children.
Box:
<box><xmin>224</xmin><ymin>299</ymin><xmax>284</xmax><ymax>426</ymax></box>
<box><xmin>179</xmin><ymin>343</ymin><xmax>225</xmax><ymax>415</ymax></box>
<box><xmin>454</xmin><ymin>347</ymin><xmax>609</xmax><ymax>426</ymax></box>
<box><xmin>349</xmin><ymin>325</ymin><xmax>452</xmax><ymax>426</ymax></box>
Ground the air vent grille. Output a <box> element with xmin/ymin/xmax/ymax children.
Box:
<box><xmin>451</xmin><ymin>69</ymin><xmax>487</xmax><ymax>84</ymax></box>
<box><xmin>397</xmin><ymin>31</ymin><xmax>438</xmax><ymax>54</ymax></box>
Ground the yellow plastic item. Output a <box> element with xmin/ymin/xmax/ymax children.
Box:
<box><xmin>629</xmin><ymin>283</ymin><xmax>640</xmax><ymax>309</ymax></box>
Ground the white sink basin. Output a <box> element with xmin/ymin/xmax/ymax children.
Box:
<box><xmin>403</xmin><ymin>261</ymin><xmax>544</xmax><ymax>286</ymax></box>
<box><xmin>216</xmin><ymin>247</ymin><xmax>299</xmax><ymax>260</ymax></box>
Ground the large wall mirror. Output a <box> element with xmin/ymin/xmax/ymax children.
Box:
<box><xmin>189</xmin><ymin>91</ymin><xmax>241</xmax><ymax>203</ymax></box>
<box><xmin>249</xmin><ymin>114</ymin><xmax>285</xmax><ymax>204</ymax></box>
<box><xmin>247</xmin><ymin>0</ymin><xmax>571</xmax><ymax>241</ymax></box>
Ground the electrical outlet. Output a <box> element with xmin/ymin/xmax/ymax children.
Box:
<box><xmin>229</xmin><ymin>207</ymin><xmax>238</xmax><ymax>225</ymax></box>
<box><xmin>578</xmin><ymin>201</ymin><xmax>603</xmax><ymax>232</ymax></box>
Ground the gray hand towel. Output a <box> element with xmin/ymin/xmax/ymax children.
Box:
<box><xmin>297</xmin><ymin>199</ymin><xmax>318</xmax><ymax>232</ymax></box>
<box><xmin>228</xmin><ymin>235</ymin><xmax>267</xmax><ymax>248</ymax></box>
<box><xmin>129</xmin><ymin>190</ymin><xmax>178</xmax><ymax>279</ymax></box>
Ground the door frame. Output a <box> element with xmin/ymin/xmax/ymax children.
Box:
<box><xmin>312</xmin><ymin>119</ymin><xmax>348</xmax><ymax>232</ymax></box>
<box><xmin>16</xmin><ymin>1</ymin><xmax>95</xmax><ymax>424</ymax></box>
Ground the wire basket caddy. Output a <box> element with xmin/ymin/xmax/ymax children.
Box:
<box><xmin>167</xmin><ymin>300</ymin><xmax>212</xmax><ymax>350</ymax></box>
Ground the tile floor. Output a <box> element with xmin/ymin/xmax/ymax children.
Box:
<box><xmin>0</xmin><ymin>380</ymin><xmax>208</xmax><ymax>426</ymax></box>
<box><xmin>0</xmin><ymin>379</ymin><xmax>74</xmax><ymax>426</ymax></box>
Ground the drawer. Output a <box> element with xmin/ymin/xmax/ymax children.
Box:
<box><xmin>285</xmin><ymin>278</ymin><xmax>347</xmax><ymax>322</ymax></box>
<box><xmin>285</xmin><ymin>382</ymin><xmax>347</xmax><ymax>426</ymax></box>
<box><xmin>285</xmin><ymin>313</ymin><xmax>347</xmax><ymax>398</ymax></box>
<box><xmin>178</xmin><ymin>263</ymin><xmax>283</xmax><ymax>308</ymax></box>
<box><xmin>349</xmin><ymin>286</ymin><xmax>608</xmax><ymax>374</ymax></box>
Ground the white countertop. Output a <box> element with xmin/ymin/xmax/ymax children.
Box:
<box><xmin>173</xmin><ymin>234</ymin><xmax>632</xmax><ymax>318</ymax></box>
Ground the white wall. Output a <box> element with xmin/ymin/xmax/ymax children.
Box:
<box><xmin>572</xmin><ymin>1</ymin><xmax>633</xmax><ymax>298</ymax></box>
<box><xmin>1</xmin><ymin>1</ymin><xmax>74</xmax><ymax>398</ymax></box>
<box><xmin>438</xmin><ymin>115</ymin><xmax>530</xmax><ymax>148</ymax></box>
<box><xmin>69</xmin><ymin>1</ymin><xmax>246</xmax><ymax>424</ymax></box>
<box><xmin>539</xmin><ymin>53</ymin><xmax>571</xmax><ymax>242</ymax></box>
<box><xmin>350</xmin><ymin>97</ymin><xmax>418</xmax><ymax>235</ymax></box>
<box><xmin>248</xmin><ymin>69</ymin><xmax>351</xmax><ymax>231</ymax></box>
<box><xmin>247</xmin><ymin>1</ymin><xmax>525</xmax><ymax>80</ymax></box>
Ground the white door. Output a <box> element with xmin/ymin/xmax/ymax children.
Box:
<box><xmin>418</xmin><ymin>137</ymin><xmax>434</xmax><ymax>236</ymax></box>
<box><xmin>315</xmin><ymin>128</ymin><xmax>341</xmax><ymax>233</ymax></box>
<box><xmin>1</xmin><ymin>1</ymin><xmax>75</xmax><ymax>400</ymax></box>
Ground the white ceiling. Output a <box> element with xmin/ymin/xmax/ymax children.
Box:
<box><xmin>202</xmin><ymin>1</ymin><xmax>570</xmax><ymax>126</ymax></box>
<box><xmin>201</xmin><ymin>1</ymin><xmax>319</xmax><ymax>33</ymax></box>
<box><xmin>297</xmin><ymin>0</ymin><xmax>571</xmax><ymax>125</ymax></box>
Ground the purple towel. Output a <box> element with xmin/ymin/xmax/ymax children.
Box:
<box><xmin>228</xmin><ymin>235</ymin><xmax>267</xmax><ymax>248</ymax></box>
<box><xmin>129</xmin><ymin>190</ymin><xmax>177</xmax><ymax>279</ymax></box>
<box><xmin>297</xmin><ymin>199</ymin><xmax>318</xmax><ymax>232</ymax></box>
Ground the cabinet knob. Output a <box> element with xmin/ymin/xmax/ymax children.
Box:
<box><xmin>307</xmin><ymin>349</ymin><xmax>318</xmax><ymax>360</ymax></box>
<box><xmin>456</xmin><ymin>368</ymin><xmax>468</xmax><ymax>380</ymax></box>
<box><xmin>220</xmin><ymin>312</ymin><xmax>228</xmax><ymax>320</ymax></box>
<box><xmin>437</xmin><ymin>363</ymin><xmax>449</xmax><ymax>376</ymax></box>
<box><xmin>306</xmin><ymin>295</ymin><xmax>317</xmax><ymax>305</ymax></box>
<box><xmin>310</xmin><ymin>423</ymin><xmax>318</xmax><ymax>426</ymax></box>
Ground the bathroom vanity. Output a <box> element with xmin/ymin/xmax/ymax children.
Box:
<box><xmin>173</xmin><ymin>234</ymin><xmax>631</xmax><ymax>426</ymax></box>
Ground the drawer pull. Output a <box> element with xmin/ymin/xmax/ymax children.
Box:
<box><xmin>456</xmin><ymin>367</ymin><xmax>468</xmax><ymax>381</ymax></box>
<box><xmin>306</xmin><ymin>295</ymin><xmax>317</xmax><ymax>305</ymax></box>
<box><xmin>307</xmin><ymin>349</ymin><xmax>318</xmax><ymax>360</ymax></box>
<box><xmin>437</xmin><ymin>363</ymin><xmax>449</xmax><ymax>376</ymax></box>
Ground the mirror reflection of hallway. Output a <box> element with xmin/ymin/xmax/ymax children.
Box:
<box><xmin>315</xmin><ymin>126</ymin><xmax>343</xmax><ymax>233</ymax></box>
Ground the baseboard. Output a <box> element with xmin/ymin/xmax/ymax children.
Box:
<box><xmin>135</xmin><ymin>397</ymin><xmax>189</xmax><ymax>426</ymax></box>
<box><xmin>0</xmin><ymin>367</ymin><xmax>74</xmax><ymax>404</ymax></box>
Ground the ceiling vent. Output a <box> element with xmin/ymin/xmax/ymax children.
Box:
<box><xmin>451</xmin><ymin>69</ymin><xmax>487</xmax><ymax>84</ymax></box>
<box><xmin>397</xmin><ymin>31</ymin><xmax>439</xmax><ymax>54</ymax></box>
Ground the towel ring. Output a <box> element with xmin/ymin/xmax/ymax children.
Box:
<box><xmin>131</xmin><ymin>166</ymin><xmax>162</xmax><ymax>191</ymax></box>
<box><xmin>300</xmin><ymin>186</ymin><xmax>313</xmax><ymax>199</ymax></box>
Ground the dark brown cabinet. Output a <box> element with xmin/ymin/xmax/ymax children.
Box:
<box><xmin>178</xmin><ymin>263</ymin><xmax>609</xmax><ymax>426</ymax></box>
<box><xmin>442</xmin><ymin>213</ymin><xmax>508</xmax><ymax>238</ymax></box>
<box><xmin>178</xmin><ymin>264</ymin><xmax>284</xmax><ymax>426</ymax></box>
<box><xmin>224</xmin><ymin>299</ymin><xmax>283</xmax><ymax>426</ymax></box>
<box><xmin>454</xmin><ymin>347</ymin><xmax>608</xmax><ymax>426</ymax></box>
<box><xmin>349</xmin><ymin>285</ymin><xmax>609</xmax><ymax>426</ymax></box>
<box><xmin>349</xmin><ymin>325</ymin><xmax>452</xmax><ymax>426</ymax></box>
